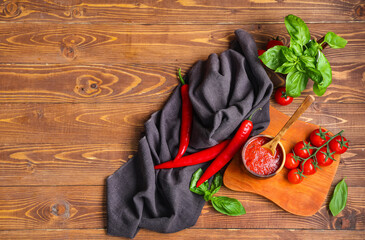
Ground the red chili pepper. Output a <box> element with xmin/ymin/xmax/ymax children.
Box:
<box><xmin>196</xmin><ymin>108</ymin><xmax>262</xmax><ymax>187</ymax></box>
<box><xmin>173</xmin><ymin>68</ymin><xmax>193</xmax><ymax>161</ymax></box>
<box><xmin>154</xmin><ymin>140</ymin><xmax>230</xmax><ymax>169</ymax></box>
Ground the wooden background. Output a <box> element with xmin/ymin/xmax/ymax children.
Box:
<box><xmin>0</xmin><ymin>0</ymin><xmax>364</xmax><ymax>239</ymax></box>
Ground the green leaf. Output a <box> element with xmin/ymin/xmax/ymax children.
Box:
<box><xmin>295</xmin><ymin>61</ymin><xmax>306</xmax><ymax>73</ymax></box>
<box><xmin>286</xmin><ymin>70</ymin><xmax>308</xmax><ymax>97</ymax></box>
<box><xmin>259</xmin><ymin>45</ymin><xmax>287</xmax><ymax>70</ymax></box>
<box><xmin>304</xmin><ymin>40</ymin><xmax>320</xmax><ymax>57</ymax></box>
<box><xmin>313</xmin><ymin>83</ymin><xmax>327</xmax><ymax>96</ymax></box>
<box><xmin>316</xmin><ymin>52</ymin><xmax>332</xmax><ymax>89</ymax></box>
<box><xmin>324</xmin><ymin>32</ymin><xmax>348</xmax><ymax>49</ymax></box>
<box><xmin>210</xmin><ymin>173</ymin><xmax>223</xmax><ymax>196</ymax></box>
<box><xmin>290</xmin><ymin>42</ymin><xmax>303</xmax><ymax>56</ymax></box>
<box><xmin>282</xmin><ymin>47</ymin><xmax>297</xmax><ymax>62</ymax></box>
<box><xmin>329</xmin><ymin>179</ymin><xmax>348</xmax><ymax>216</ymax></box>
<box><xmin>275</xmin><ymin>62</ymin><xmax>296</xmax><ymax>74</ymax></box>
<box><xmin>211</xmin><ymin>196</ymin><xmax>246</xmax><ymax>216</ymax></box>
<box><xmin>284</xmin><ymin>14</ymin><xmax>311</xmax><ymax>47</ymax></box>
<box><xmin>306</xmin><ymin>67</ymin><xmax>323</xmax><ymax>83</ymax></box>
<box><xmin>189</xmin><ymin>168</ymin><xmax>209</xmax><ymax>196</ymax></box>
<box><xmin>299</xmin><ymin>55</ymin><xmax>316</xmax><ymax>69</ymax></box>
<box><xmin>204</xmin><ymin>173</ymin><xmax>223</xmax><ymax>201</ymax></box>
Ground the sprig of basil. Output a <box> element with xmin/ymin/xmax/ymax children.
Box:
<box><xmin>211</xmin><ymin>196</ymin><xmax>246</xmax><ymax>216</ymax></box>
<box><xmin>329</xmin><ymin>178</ymin><xmax>348</xmax><ymax>216</ymax></box>
<box><xmin>189</xmin><ymin>168</ymin><xmax>246</xmax><ymax>216</ymax></box>
<box><xmin>258</xmin><ymin>14</ymin><xmax>347</xmax><ymax>97</ymax></box>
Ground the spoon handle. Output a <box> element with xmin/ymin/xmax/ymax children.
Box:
<box><xmin>273</xmin><ymin>95</ymin><xmax>315</xmax><ymax>141</ymax></box>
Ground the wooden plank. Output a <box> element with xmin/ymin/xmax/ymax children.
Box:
<box><xmin>0</xmin><ymin>229</ymin><xmax>364</xmax><ymax>240</ymax></box>
<box><xmin>0</xmin><ymin>102</ymin><xmax>158</xmax><ymax>144</ymax></box>
<box><xmin>0</xmin><ymin>62</ymin><xmax>363</xmax><ymax>104</ymax></box>
<box><xmin>0</xmin><ymin>186</ymin><xmax>363</xmax><ymax>230</ymax></box>
<box><xmin>0</xmin><ymin>143</ymin><xmax>362</xmax><ymax>187</ymax></box>
<box><xmin>0</xmin><ymin>23</ymin><xmax>362</xmax><ymax>64</ymax></box>
<box><xmin>0</xmin><ymin>0</ymin><xmax>363</xmax><ymax>24</ymax></box>
<box><xmin>0</xmin><ymin>102</ymin><xmax>362</xmax><ymax>144</ymax></box>
<box><xmin>0</xmin><ymin>63</ymin><xmax>180</xmax><ymax>103</ymax></box>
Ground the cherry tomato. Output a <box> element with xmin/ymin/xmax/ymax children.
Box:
<box><xmin>287</xmin><ymin>168</ymin><xmax>303</xmax><ymax>184</ymax></box>
<box><xmin>266</xmin><ymin>39</ymin><xmax>284</xmax><ymax>50</ymax></box>
<box><xmin>309</xmin><ymin>128</ymin><xmax>330</xmax><ymax>147</ymax></box>
<box><xmin>316</xmin><ymin>147</ymin><xmax>334</xmax><ymax>167</ymax></box>
<box><xmin>258</xmin><ymin>49</ymin><xmax>266</xmax><ymax>56</ymax></box>
<box><xmin>329</xmin><ymin>135</ymin><xmax>349</xmax><ymax>154</ymax></box>
<box><xmin>275</xmin><ymin>87</ymin><xmax>293</xmax><ymax>106</ymax></box>
<box><xmin>299</xmin><ymin>158</ymin><xmax>316</xmax><ymax>175</ymax></box>
<box><xmin>293</xmin><ymin>140</ymin><xmax>313</xmax><ymax>159</ymax></box>
<box><xmin>285</xmin><ymin>153</ymin><xmax>300</xmax><ymax>169</ymax></box>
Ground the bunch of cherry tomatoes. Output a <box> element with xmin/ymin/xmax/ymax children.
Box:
<box><xmin>285</xmin><ymin>128</ymin><xmax>349</xmax><ymax>184</ymax></box>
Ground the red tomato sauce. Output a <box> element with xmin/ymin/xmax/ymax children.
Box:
<box><xmin>244</xmin><ymin>136</ymin><xmax>283</xmax><ymax>176</ymax></box>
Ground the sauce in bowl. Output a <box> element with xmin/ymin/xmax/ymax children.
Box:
<box><xmin>243</xmin><ymin>136</ymin><xmax>284</xmax><ymax>177</ymax></box>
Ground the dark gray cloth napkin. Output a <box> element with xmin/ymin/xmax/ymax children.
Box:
<box><xmin>107</xmin><ymin>29</ymin><xmax>273</xmax><ymax>238</ymax></box>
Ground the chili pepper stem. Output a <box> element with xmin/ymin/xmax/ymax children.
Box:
<box><xmin>178</xmin><ymin>68</ymin><xmax>186</xmax><ymax>85</ymax></box>
<box><xmin>248</xmin><ymin>108</ymin><xmax>262</xmax><ymax>121</ymax></box>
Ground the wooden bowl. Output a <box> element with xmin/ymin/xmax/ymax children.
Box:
<box><xmin>241</xmin><ymin>134</ymin><xmax>286</xmax><ymax>179</ymax></box>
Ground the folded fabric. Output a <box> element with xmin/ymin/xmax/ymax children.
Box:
<box><xmin>107</xmin><ymin>29</ymin><xmax>273</xmax><ymax>238</ymax></box>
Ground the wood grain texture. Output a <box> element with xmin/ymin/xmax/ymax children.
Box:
<box><xmin>0</xmin><ymin>186</ymin><xmax>363</xmax><ymax>230</ymax></box>
<box><xmin>0</xmin><ymin>63</ymin><xmax>181</xmax><ymax>103</ymax></box>
<box><xmin>0</xmin><ymin>23</ymin><xmax>363</xmax><ymax>64</ymax></box>
<box><xmin>0</xmin><ymin>102</ymin><xmax>362</xmax><ymax>144</ymax></box>
<box><xmin>0</xmin><ymin>102</ymin><xmax>159</xmax><ymax>144</ymax></box>
<box><xmin>0</xmin><ymin>229</ymin><xmax>364</xmax><ymax>240</ymax></box>
<box><xmin>0</xmin><ymin>143</ymin><xmax>135</xmax><ymax>186</ymax></box>
<box><xmin>0</xmin><ymin>62</ymin><xmax>363</xmax><ymax>104</ymax></box>
<box><xmin>0</xmin><ymin>0</ymin><xmax>363</xmax><ymax>24</ymax></box>
<box><xmin>0</xmin><ymin>143</ymin><xmax>363</xmax><ymax>187</ymax></box>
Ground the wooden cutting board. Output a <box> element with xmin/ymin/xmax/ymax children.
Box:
<box><xmin>223</xmin><ymin>106</ymin><xmax>340</xmax><ymax>216</ymax></box>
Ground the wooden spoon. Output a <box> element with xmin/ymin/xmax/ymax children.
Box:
<box><xmin>262</xmin><ymin>95</ymin><xmax>315</xmax><ymax>155</ymax></box>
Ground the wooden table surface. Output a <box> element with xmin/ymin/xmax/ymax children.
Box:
<box><xmin>0</xmin><ymin>1</ymin><xmax>364</xmax><ymax>239</ymax></box>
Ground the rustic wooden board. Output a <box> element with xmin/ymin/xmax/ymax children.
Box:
<box><xmin>0</xmin><ymin>0</ymin><xmax>362</xmax><ymax>24</ymax></box>
<box><xmin>0</xmin><ymin>102</ymin><xmax>362</xmax><ymax>144</ymax></box>
<box><xmin>0</xmin><ymin>143</ymin><xmax>362</xmax><ymax>187</ymax></box>
<box><xmin>0</xmin><ymin>62</ymin><xmax>363</xmax><ymax>104</ymax></box>
<box><xmin>224</xmin><ymin>106</ymin><xmax>342</xmax><ymax>216</ymax></box>
<box><xmin>0</xmin><ymin>186</ymin><xmax>364</xmax><ymax>230</ymax></box>
<box><xmin>0</xmin><ymin>229</ymin><xmax>364</xmax><ymax>240</ymax></box>
<box><xmin>0</xmin><ymin>23</ymin><xmax>363</xmax><ymax>64</ymax></box>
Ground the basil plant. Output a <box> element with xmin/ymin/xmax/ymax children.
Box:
<box><xmin>259</xmin><ymin>14</ymin><xmax>347</xmax><ymax>97</ymax></box>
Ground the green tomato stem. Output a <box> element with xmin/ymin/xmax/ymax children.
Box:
<box><xmin>299</xmin><ymin>130</ymin><xmax>343</xmax><ymax>172</ymax></box>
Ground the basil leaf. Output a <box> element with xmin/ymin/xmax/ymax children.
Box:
<box><xmin>295</xmin><ymin>61</ymin><xmax>306</xmax><ymax>73</ymax></box>
<box><xmin>316</xmin><ymin>51</ymin><xmax>332</xmax><ymax>89</ymax></box>
<box><xmin>324</xmin><ymin>32</ymin><xmax>348</xmax><ymax>49</ymax></box>
<box><xmin>210</xmin><ymin>173</ymin><xmax>223</xmax><ymax>196</ymax></box>
<box><xmin>290</xmin><ymin>42</ymin><xmax>303</xmax><ymax>56</ymax></box>
<box><xmin>286</xmin><ymin>70</ymin><xmax>308</xmax><ymax>97</ymax></box>
<box><xmin>304</xmin><ymin>40</ymin><xmax>320</xmax><ymax>57</ymax></box>
<box><xmin>313</xmin><ymin>83</ymin><xmax>327</xmax><ymax>96</ymax></box>
<box><xmin>275</xmin><ymin>62</ymin><xmax>296</xmax><ymax>74</ymax></box>
<box><xmin>329</xmin><ymin>179</ymin><xmax>348</xmax><ymax>216</ymax></box>
<box><xmin>282</xmin><ymin>47</ymin><xmax>297</xmax><ymax>62</ymax></box>
<box><xmin>259</xmin><ymin>45</ymin><xmax>287</xmax><ymax>70</ymax></box>
<box><xmin>299</xmin><ymin>55</ymin><xmax>316</xmax><ymax>69</ymax></box>
<box><xmin>306</xmin><ymin>67</ymin><xmax>323</xmax><ymax>83</ymax></box>
<box><xmin>211</xmin><ymin>196</ymin><xmax>246</xmax><ymax>216</ymax></box>
<box><xmin>190</xmin><ymin>168</ymin><xmax>209</xmax><ymax>196</ymax></box>
<box><xmin>284</xmin><ymin>14</ymin><xmax>311</xmax><ymax>47</ymax></box>
<box><xmin>203</xmin><ymin>173</ymin><xmax>223</xmax><ymax>201</ymax></box>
